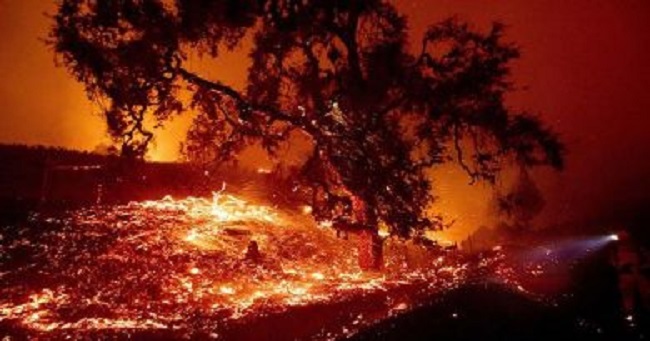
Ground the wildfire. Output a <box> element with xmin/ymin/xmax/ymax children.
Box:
<box><xmin>0</xmin><ymin>190</ymin><xmax>495</xmax><ymax>339</ymax></box>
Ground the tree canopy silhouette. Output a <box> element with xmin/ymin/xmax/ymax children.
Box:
<box><xmin>50</xmin><ymin>0</ymin><xmax>564</xmax><ymax>239</ymax></box>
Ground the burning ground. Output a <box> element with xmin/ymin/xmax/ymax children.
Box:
<box><xmin>0</xmin><ymin>190</ymin><xmax>524</xmax><ymax>340</ymax></box>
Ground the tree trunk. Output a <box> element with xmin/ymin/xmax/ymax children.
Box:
<box><xmin>358</xmin><ymin>228</ymin><xmax>383</xmax><ymax>271</ymax></box>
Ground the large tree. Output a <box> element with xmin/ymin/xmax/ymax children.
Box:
<box><xmin>50</xmin><ymin>0</ymin><xmax>564</xmax><ymax>267</ymax></box>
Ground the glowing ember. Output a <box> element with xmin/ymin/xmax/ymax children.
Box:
<box><xmin>0</xmin><ymin>191</ymin><xmax>502</xmax><ymax>338</ymax></box>
<box><xmin>301</xmin><ymin>205</ymin><xmax>313</xmax><ymax>215</ymax></box>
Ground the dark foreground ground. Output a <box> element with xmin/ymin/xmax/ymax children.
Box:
<box><xmin>353</xmin><ymin>241</ymin><xmax>650</xmax><ymax>341</ymax></box>
<box><xmin>352</xmin><ymin>282</ymin><xmax>644</xmax><ymax>341</ymax></box>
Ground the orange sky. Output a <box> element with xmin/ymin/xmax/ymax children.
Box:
<box><xmin>1</xmin><ymin>0</ymin><xmax>649</xmax><ymax>237</ymax></box>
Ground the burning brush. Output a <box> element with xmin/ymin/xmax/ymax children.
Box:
<box><xmin>0</xmin><ymin>190</ymin><xmax>473</xmax><ymax>338</ymax></box>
